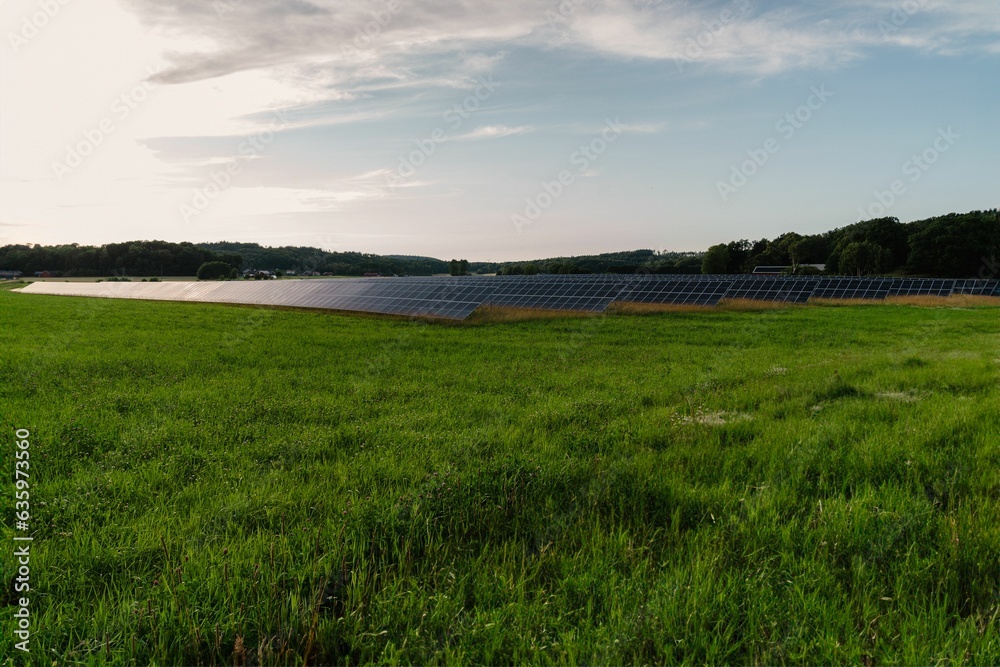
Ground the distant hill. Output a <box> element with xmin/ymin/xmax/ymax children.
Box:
<box><xmin>198</xmin><ymin>242</ymin><xmax>456</xmax><ymax>276</ymax></box>
<box><xmin>700</xmin><ymin>209</ymin><xmax>999</xmax><ymax>277</ymax></box>
<box><xmin>1</xmin><ymin>209</ymin><xmax>995</xmax><ymax>278</ymax></box>
<box><xmin>496</xmin><ymin>249</ymin><xmax>704</xmax><ymax>275</ymax></box>
<box><xmin>0</xmin><ymin>240</ymin><xmax>231</xmax><ymax>278</ymax></box>
<box><xmin>383</xmin><ymin>254</ymin><xmax>445</xmax><ymax>262</ymax></box>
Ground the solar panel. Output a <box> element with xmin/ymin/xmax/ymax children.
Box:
<box><xmin>886</xmin><ymin>279</ymin><xmax>955</xmax><ymax>297</ymax></box>
<box><xmin>16</xmin><ymin>279</ymin><xmax>489</xmax><ymax>320</ymax></box>
<box><xmin>723</xmin><ymin>279</ymin><xmax>818</xmax><ymax>303</ymax></box>
<box><xmin>482</xmin><ymin>277</ymin><xmax>621</xmax><ymax>311</ymax></box>
<box><xmin>952</xmin><ymin>279</ymin><xmax>998</xmax><ymax>296</ymax></box>
<box><xmin>616</xmin><ymin>279</ymin><xmax>732</xmax><ymax>306</ymax></box>
<box><xmin>18</xmin><ymin>274</ymin><xmax>997</xmax><ymax>319</ymax></box>
<box><xmin>810</xmin><ymin>278</ymin><xmax>892</xmax><ymax>300</ymax></box>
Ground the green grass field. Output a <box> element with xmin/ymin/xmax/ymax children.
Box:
<box><xmin>1</xmin><ymin>283</ymin><xmax>998</xmax><ymax>665</ymax></box>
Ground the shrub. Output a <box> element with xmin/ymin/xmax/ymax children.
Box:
<box><xmin>197</xmin><ymin>261</ymin><xmax>237</xmax><ymax>281</ymax></box>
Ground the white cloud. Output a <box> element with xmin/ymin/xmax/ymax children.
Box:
<box><xmin>455</xmin><ymin>125</ymin><xmax>533</xmax><ymax>141</ymax></box>
<box><xmin>116</xmin><ymin>0</ymin><xmax>1000</xmax><ymax>87</ymax></box>
<box><xmin>619</xmin><ymin>122</ymin><xmax>667</xmax><ymax>134</ymax></box>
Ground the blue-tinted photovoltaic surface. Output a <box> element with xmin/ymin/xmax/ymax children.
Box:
<box><xmin>811</xmin><ymin>278</ymin><xmax>894</xmax><ymax>300</ymax></box>
<box><xmin>953</xmin><ymin>279</ymin><xmax>998</xmax><ymax>296</ymax></box>
<box><xmin>616</xmin><ymin>279</ymin><xmax>733</xmax><ymax>306</ymax></box>
<box><xmin>15</xmin><ymin>280</ymin><xmax>488</xmax><ymax>320</ymax></box>
<box><xmin>482</xmin><ymin>277</ymin><xmax>621</xmax><ymax>311</ymax></box>
<box><xmin>724</xmin><ymin>279</ymin><xmax>818</xmax><ymax>303</ymax></box>
<box><xmin>886</xmin><ymin>279</ymin><xmax>955</xmax><ymax>297</ymax></box>
<box><xmin>17</xmin><ymin>275</ymin><xmax>1000</xmax><ymax>319</ymax></box>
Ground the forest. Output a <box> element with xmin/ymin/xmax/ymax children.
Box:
<box><xmin>0</xmin><ymin>241</ymin><xmax>238</xmax><ymax>277</ymax></box>
<box><xmin>0</xmin><ymin>241</ymin><xmax>470</xmax><ymax>278</ymax></box>
<box><xmin>1</xmin><ymin>210</ymin><xmax>996</xmax><ymax>279</ymax></box>
<box><xmin>699</xmin><ymin>210</ymin><xmax>999</xmax><ymax>278</ymax></box>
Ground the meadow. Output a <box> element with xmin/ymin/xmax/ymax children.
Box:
<box><xmin>1</xmin><ymin>281</ymin><xmax>998</xmax><ymax>665</ymax></box>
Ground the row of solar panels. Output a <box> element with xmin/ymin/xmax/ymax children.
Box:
<box><xmin>17</xmin><ymin>276</ymin><xmax>1000</xmax><ymax>320</ymax></box>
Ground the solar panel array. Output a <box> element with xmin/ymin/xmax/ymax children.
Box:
<box><xmin>483</xmin><ymin>279</ymin><xmax>621</xmax><ymax>311</ymax></box>
<box><xmin>616</xmin><ymin>279</ymin><xmax>732</xmax><ymax>306</ymax></box>
<box><xmin>811</xmin><ymin>278</ymin><xmax>893</xmax><ymax>300</ymax></box>
<box><xmin>886</xmin><ymin>279</ymin><xmax>955</xmax><ymax>297</ymax></box>
<box><xmin>17</xmin><ymin>275</ymin><xmax>1000</xmax><ymax>319</ymax></box>
<box><xmin>15</xmin><ymin>280</ymin><xmax>488</xmax><ymax>320</ymax></box>
<box><xmin>725</xmin><ymin>278</ymin><xmax>819</xmax><ymax>304</ymax></box>
<box><xmin>953</xmin><ymin>279</ymin><xmax>999</xmax><ymax>296</ymax></box>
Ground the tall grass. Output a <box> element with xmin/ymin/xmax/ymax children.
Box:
<box><xmin>1</xmin><ymin>285</ymin><xmax>998</xmax><ymax>664</ymax></box>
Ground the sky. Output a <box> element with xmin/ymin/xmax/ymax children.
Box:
<box><xmin>1</xmin><ymin>0</ymin><xmax>998</xmax><ymax>261</ymax></box>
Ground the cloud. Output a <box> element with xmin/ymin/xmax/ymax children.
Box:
<box><xmin>281</xmin><ymin>169</ymin><xmax>438</xmax><ymax>211</ymax></box>
<box><xmin>455</xmin><ymin>125</ymin><xmax>533</xmax><ymax>141</ymax></box>
<box><xmin>105</xmin><ymin>0</ymin><xmax>1000</xmax><ymax>171</ymax></box>
<box><xmin>119</xmin><ymin>0</ymin><xmax>1000</xmax><ymax>92</ymax></box>
<box><xmin>124</xmin><ymin>0</ymin><xmax>540</xmax><ymax>86</ymax></box>
<box><xmin>619</xmin><ymin>122</ymin><xmax>667</xmax><ymax>134</ymax></box>
<box><xmin>569</xmin><ymin>5</ymin><xmax>868</xmax><ymax>74</ymax></box>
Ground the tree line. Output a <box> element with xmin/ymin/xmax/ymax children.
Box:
<box><xmin>0</xmin><ymin>241</ymin><xmax>490</xmax><ymax>278</ymax></box>
<box><xmin>0</xmin><ymin>241</ymin><xmax>241</xmax><ymax>277</ymax></box>
<box><xmin>199</xmin><ymin>242</ymin><xmax>499</xmax><ymax>276</ymax></box>
<box><xmin>2</xmin><ymin>209</ymin><xmax>995</xmax><ymax>279</ymax></box>
<box><xmin>496</xmin><ymin>250</ymin><xmax>704</xmax><ymax>275</ymax></box>
<box><xmin>700</xmin><ymin>210</ymin><xmax>999</xmax><ymax>278</ymax></box>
